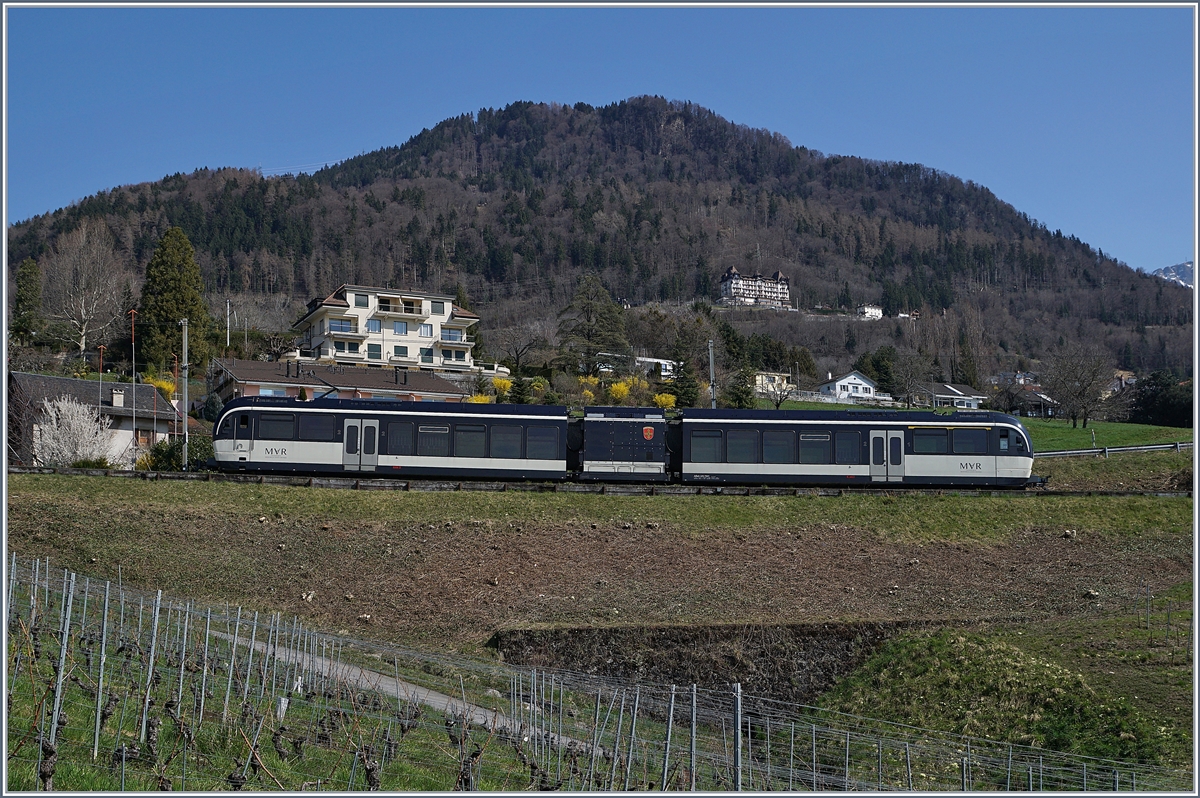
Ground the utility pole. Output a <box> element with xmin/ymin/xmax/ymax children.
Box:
<box><xmin>708</xmin><ymin>339</ymin><xmax>717</xmax><ymax>409</ymax></box>
<box><xmin>128</xmin><ymin>309</ymin><xmax>137</xmax><ymax>468</ymax></box>
<box><xmin>97</xmin><ymin>345</ymin><xmax>107</xmax><ymax>434</ymax></box>
<box><xmin>180</xmin><ymin>319</ymin><xmax>189</xmax><ymax>470</ymax></box>
<box><xmin>226</xmin><ymin>299</ymin><xmax>231</xmax><ymax>349</ymax></box>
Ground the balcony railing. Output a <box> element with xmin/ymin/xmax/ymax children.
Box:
<box><xmin>439</xmin><ymin>332</ymin><xmax>474</xmax><ymax>346</ymax></box>
<box><xmin>375</xmin><ymin>302</ymin><xmax>428</xmax><ymax>319</ymax></box>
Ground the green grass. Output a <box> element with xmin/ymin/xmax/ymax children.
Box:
<box><xmin>8</xmin><ymin>474</ymin><xmax>1192</xmax><ymax>546</ymax></box>
<box><xmin>1021</xmin><ymin>418</ymin><xmax>1192</xmax><ymax>452</ymax></box>
<box><xmin>816</xmin><ymin>618</ymin><xmax>1192</xmax><ymax>769</ymax></box>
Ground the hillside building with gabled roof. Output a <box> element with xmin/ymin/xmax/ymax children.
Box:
<box><xmin>718</xmin><ymin>265</ymin><xmax>790</xmax><ymax>308</ymax></box>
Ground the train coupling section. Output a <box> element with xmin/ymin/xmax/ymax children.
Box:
<box><xmin>1026</xmin><ymin>474</ymin><xmax>1049</xmax><ymax>489</ymax></box>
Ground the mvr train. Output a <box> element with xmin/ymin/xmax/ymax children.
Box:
<box><xmin>211</xmin><ymin>397</ymin><xmax>1037</xmax><ymax>488</ymax></box>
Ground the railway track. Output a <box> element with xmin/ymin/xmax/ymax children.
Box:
<box><xmin>8</xmin><ymin>465</ymin><xmax>1192</xmax><ymax>499</ymax></box>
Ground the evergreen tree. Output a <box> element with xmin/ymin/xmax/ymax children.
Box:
<box><xmin>669</xmin><ymin>354</ymin><xmax>701</xmax><ymax>408</ymax></box>
<box><xmin>723</xmin><ymin>366</ymin><xmax>757</xmax><ymax>409</ymax></box>
<box><xmin>556</xmin><ymin>274</ymin><xmax>630</xmax><ymax>376</ymax></box>
<box><xmin>137</xmin><ymin>228</ymin><xmax>213</xmax><ymax>369</ymax></box>
<box><xmin>509</xmin><ymin>376</ymin><xmax>531</xmax><ymax>405</ymax></box>
<box><xmin>11</xmin><ymin>257</ymin><xmax>43</xmax><ymax>345</ymax></box>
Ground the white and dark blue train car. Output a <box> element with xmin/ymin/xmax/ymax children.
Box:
<box><xmin>577</xmin><ymin>406</ymin><xmax>670</xmax><ymax>482</ymax></box>
<box><xmin>678</xmin><ymin>408</ymin><xmax>1034</xmax><ymax>487</ymax></box>
<box><xmin>212</xmin><ymin>397</ymin><xmax>569</xmax><ymax>480</ymax></box>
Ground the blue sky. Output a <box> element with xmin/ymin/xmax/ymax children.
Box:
<box><xmin>4</xmin><ymin>4</ymin><xmax>1195</xmax><ymax>273</ymax></box>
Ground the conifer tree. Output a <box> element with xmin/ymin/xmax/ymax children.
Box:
<box><xmin>669</xmin><ymin>353</ymin><xmax>701</xmax><ymax>408</ymax></box>
<box><xmin>11</xmin><ymin>257</ymin><xmax>43</xmax><ymax>345</ymax></box>
<box><xmin>137</xmin><ymin>228</ymin><xmax>213</xmax><ymax>369</ymax></box>
<box><xmin>509</xmin><ymin>376</ymin><xmax>531</xmax><ymax>405</ymax></box>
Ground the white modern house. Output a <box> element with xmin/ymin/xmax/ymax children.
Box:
<box><xmin>817</xmin><ymin>370</ymin><xmax>878</xmax><ymax>401</ymax></box>
<box><xmin>925</xmin><ymin>382</ymin><xmax>989</xmax><ymax>409</ymax></box>
<box><xmin>856</xmin><ymin>304</ymin><xmax>884</xmax><ymax>320</ymax></box>
<box><xmin>290</xmin><ymin>284</ymin><xmax>481</xmax><ymax>373</ymax></box>
<box><xmin>718</xmin><ymin>265</ymin><xmax>791</xmax><ymax>308</ymax></box>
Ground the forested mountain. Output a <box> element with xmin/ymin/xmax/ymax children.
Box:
<box><xmin>6</xmin><ymin>96</ymin><xmax>1192</xmax><ymax>379</ymax></box>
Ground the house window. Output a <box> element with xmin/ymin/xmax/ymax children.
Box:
<box><xmin>329</xmin><ymin>318</ymin><xmax>353</xmax><ymax>333</ymax></box>
<box><xmin>419</xmin><ymin>347</ymin><xmax>434</xmax><ymax>364</ymax></box>
<box><xmin>431</xmin><ymin>301</ymin><xmax>445</xmax><ymax>314</ymax></box>
<box><xmin>259</xmin><ymin>388</ymin><xmax>285</xmax><ymax>396</ymax></box>
<box><xmin>368</xmin><ymin>344</ymin><xmax>382</xmax><ymax>360</ymax></box>
<box><xmin>393</xmin><ymin>321</ymin><xmax>408</xmax><ymax>335</ymax></box>
<box><xmin>366</xmin><ymin>319</ymin><xmax>381</xmax><ymax>333</ymax></box>
<box><xmin>863</xmin><ymin>387</ymin><xmax>872</xmax><ymax>394</ymax></box>
<box><xmin>453</xmin><ymin>350</ymin><xmax>466</xmax><ymax>362</ymax></box>
<box><xmin>354</xmin><ymin>293</ymin><xmax>368</xmax><ymax>307</ymax></box>
<box><xmin>394</xmin><ymin>345</ymin><xmax>409</xmax><ymax>358</ymax></box>
<box><xmin>334</xmin><ymin>341</ymin><xmax>359</xmax><ymax>354</ymax></box>
<box><xmin>418</xmin><ymin>324</ymin><xmax>433</xmax><ymax>338</ymax></box>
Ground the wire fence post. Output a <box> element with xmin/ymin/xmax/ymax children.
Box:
<box><xmin>91</xmin><ymin>581</ymin><xmax>111</xmax><ymax>761</ymax></box>
<box><xmin>139</xmin><ymin>589</ymin><xmax>162</xmax><ymax>744</ymax></box>
<box><xmin>733</xmin><ymin>683</ymin><xmax>743</xmax><ymax>791</ymax></box>
<box><xmin>691</xmin><ymin>684</ymin><xmax>698</xmax><ymax>792</ymax></box>
<box><xmin>661</xmin><ymin>685</ymin><xmax>676</xmax><ymax>790</ymax></box>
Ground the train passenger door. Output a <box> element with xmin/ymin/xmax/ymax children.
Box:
<box><xmin>870</xmin><ymin>430</ymin><xmax>905</xmax><ymax>483</ymax></box>
<box><xmin>233</xmin><ymin>412</ymin><xmax>253</xmax><ymax>459</ymax></box>
<box><xmin>342</xmin><ymin>418</ymin><xmax>380</xmax><ymax>472</ymax></box>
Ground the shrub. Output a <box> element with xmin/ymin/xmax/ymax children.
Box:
<box><xmin>144</xmin><ymin>436</ymin><xmax>216</xmax><ymax>471</ymax></box>
<box><xmin>70</xmin><ymin>457</ymin><xmax>110</xmax><ymax>469</ymax></box>
<box><xmin>652</xmin><ymin>393</ymin><xmax>677</xmax><ymax>409</ymax></box>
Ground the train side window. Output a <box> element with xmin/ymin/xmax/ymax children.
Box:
<box><xmin>345</xmin><ymin>424</ymin><xmax>359</xmax><ymax>455</ymax></box>
<box><xmin>890</xmin><ymin>436</ymin><xmax>903</xmax><ymax>465</ymax></box>
<box><xmin>490</xmin><ymin>425</ymin><xmax>522</xmax><ymax>459</ymax></box>
<box><xmin>762</xmin><ymin>430</ymin><xmax>795</xmax><ymax>464</ymax></box>
<box><xmin>298</xmin><ymin>414</ymin><xmax>337</xmax><ymax>441</ymax></box>
<box><xmin>913</xmin><ymin>429</ymin><xmax>948</xmax><ymax>454</ymax></box>
<box><xmin>417</xmin><ymin>425</ymin><xmax>450</xmax><ymax>457</ymax></box>
<box><xmin>727</xmin><ymin>430</ymin><xmax>759</xmax><ymax>463</ymax></box>
<box><xmin>872</xmin><ymin>436</ymin><xmax>885</xmax><ymax>465</ymax></box>
<box><xmin>690</xmin><ymin>430</ymin><xmax>722</xmax><ymax>463</ymax></box>
<box><xmin>455</xmin><ymin>425</ymin><xmax>486</xmax><ymax>458</ymax></box>
<box><xmin>527</xmin><ymin>426</ymin><xmax>559</xmax><ymax>460</ymax></box>
<box><xmin>835</xmin><ymin>432</ymin><xmax>861</xmax><ymax>464</ymax></box>
<box><xmin>363</xmin><ymin>427</ymin><xmax>376</xmax><ymax>456</ymax></box>
<box><xmin>999</xmin><ymin>431</ymin><xmax>1010</xmax><ymax>452</ymax></box>
<box><xmin>386</xmin><ymin>422</ymin><xmax>413</xmax><ymax>455</ymax></box>
<box><xmin>799</xmin><ymin>433</ymin><xmax>830</xmax><ymax>464</ymax></box>
<box><xmin>236</xmin><ymin>414</ymin><xmax>251</xmax><ymax>439</ymax></box>
<box><xmin>260</xmin><ymin>413</ymin><xmax>295</xmax><ymax>440</ymax></box>
<box><xmin>952</xmin><ymin>429</ymin><xmax>988</xmax><ymax>454</ymax></box>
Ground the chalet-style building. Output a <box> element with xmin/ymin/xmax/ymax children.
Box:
<box><xmin>718</xmin><ymin>266</ymin><xmax>790</xmax><ymax>308</ymax></box>
<box><xmin>817</xmin><ymin>371</ymin><xmax>878</xmax><ymax>401</ymax></box>
<box><xmin>856</xmin><ymin>304</ymin><xmax>884</xmax><ymax>319</ymax></box>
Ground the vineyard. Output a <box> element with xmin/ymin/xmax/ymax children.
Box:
<box><xmin>6</xmin><ymin>554</ymin><xmax>1193</xmax><ymax>792</ymax></box>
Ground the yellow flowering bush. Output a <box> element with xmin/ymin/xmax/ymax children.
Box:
<box><xmin>467</xmin><ymin>394</ymin><xmax>493</xmax><ymax>403</ymax></box>
<box><xmin>652</xmin><ymin>393</ymin><xmax>677</xmax><ymax>409</ymax></box>
<box><xmin>491</xmin><ymin>377</ymin><xmax>513</xmax><ymax>400</ymax></box>
<box><xmin>608</xmin><ymin>381</ymin><xmax>631</xmax><ymax>403</ymax></box>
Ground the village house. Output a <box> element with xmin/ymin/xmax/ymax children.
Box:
<box><xmin>8</xmin><ymin>372</ymin><xmax>183</xmax><ymax>467</ymax></box>
<box><xmin>207</xmin><ymin>359</ymin><xmax>469</xmax><ymax>405</ymax></box>
<box><xmin>817</xmin><ymin>370</ymin><xmax>878</xmax><ymax>401</ymax></box>
<box><xmin>924</xmin><ymin>382</ymin><xmax>990</xmax><ymax>409</ymax></box>
<box><xmin>856</xmin><ymin>303</ymin><xmax>884</xmax><ymax>320</ymax></box>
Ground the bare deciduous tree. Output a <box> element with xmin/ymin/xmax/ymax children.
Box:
<box><xmin>41</xmin><ymin>220</ymin><xmax>131</xmax><ymax>356</ymax></box>
<box><xmin>1041</xmin><ymin>342</ymin><xmax>1111</xmax><ymax>428</ymax></box>
<box><xmin>34</xmin><ymin>395</ymin><xmax>114</xmax><ymax>467</ymax></box>
<box><xmin>891</xmin><ymin>347</ymin><xmax>935</xmax><ymax>407</ymax></box>
<box><xmin>762</xmin><ymin>375</ymin><xmax>794</xmax><ymax>410</ymax></box>
<box><xmin>493</xmin><ymin>321</ymin><xmax>550</xmax><ymax>377</ymax></box>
